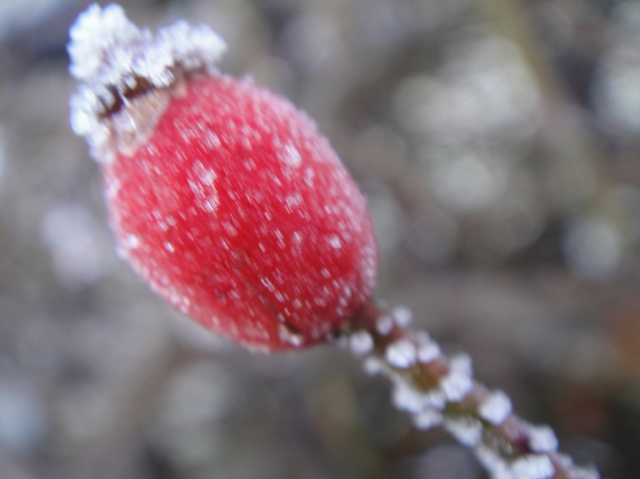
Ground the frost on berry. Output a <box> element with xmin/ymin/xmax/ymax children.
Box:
<box><xmin>68</xmin><ymin>5</ymin><xmax>378</xmax><ymax>351</ymax></box>
<box><xmin>68</xmin><ymin>3</ymin><xmax>226</xmax><ymax>163</ymax></box>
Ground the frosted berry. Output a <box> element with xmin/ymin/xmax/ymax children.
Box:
<box><xmin>68</xmin><ymin>4</ymin><xmax>378</xmax><ymax>351</ymax></box>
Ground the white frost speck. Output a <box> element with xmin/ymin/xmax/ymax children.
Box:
<box><xmin>376</xmin><ymin>315</ymin><xmax>394</xmax><ymax>335</ymax></box>
<box><xmin>416</xmin><ymin>336</ymin><xmax>440</xmax><ymax>364</ymax></box>
<box><xmin>449</xmin><ymin>354</ymin><xmax>473</xmax><ymax>377</ymax></box>
<box><xmin>413</xmin><ymin>408</ymin><xmax>444</xmax><ymax>430</ymax></box>
<box><xmin>163</xmin><ymin>241</ymin><xmax>175</xmax><ymax>253</ymax></box>
<box><xmin>444</xmin><ymin>417</ymin><xmax>483</xmax><ymax>447</ymax></box>
<box><xmin>285</xmin><ymin>193</ymin><xmax>303</xmax><ymax>209</ymax></box>
<box><xmin>385</xmin><ymin>339</ymin><xmax>417</xmax><ymax>368</ymax></box>
<box><xmin>510</xmin><ymin>455</ymin><xmax>554</xmax><ymax>479</ymax></box>
<box><xmin>440</xmin><ymin>371</ymin><xmax>473</xmax><ymax>402</ymax></box>
<box><xmin>349</xmin><ymin>331</ymin><xmax>374</xmax><ymax>356</ymax></box>
<box><xmin>122</xmin><ymin>234</ymin><xmax>141</xmax><ymax>250</ymax></box>
<box><xmin>392</xmin><ymin>382</ymin><xmax>425</xmax><ymax>414</ymax></box>
<box><xmin>392</xmin><ymin>306</ymin><xmax>412</xmax><ymax>327</ymax></box>
<box><xmin>327</xmin><ymin>234</ymin><xmax>342</xmax><ymax>249</ymax></box>
<box><xmin>475</xmin><ymin>445</ymin><xmax>512</xmax><ymax>479</ymax></box>
<box><xmin>527</xmin><ymin>425</ymin><xmax>558</xmax><ymax>453</ymax></box>
<box><xmin>281</xmin><ymin>143</ymin><xmax>302</xmax><ymax>167</ymax></box>
<box><xmin>479</xmin><ymin>391</ymin><xmax>512</xmax><ymax>425</ymax></box>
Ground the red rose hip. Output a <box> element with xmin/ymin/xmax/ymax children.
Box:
<box><xmin>68</xmin><ymin>4</ymin><xmax>377</xmax><ymax>351</ymax></box>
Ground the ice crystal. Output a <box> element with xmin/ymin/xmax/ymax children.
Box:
<box><xmin>449</xmin><ymin>353</ymin><xmax>473</xmax><ymax>377</ymax></box>
<box><xmin>68</xmin><ymin>3</ymin><xmax>226</xmax><ymax>162</ymax></box>
<box><xmin>510</xmin><ymin>455</ymin><xmax>554</xmax><ymax>479</ymax></box>
<box><xmin>527</xmin><ymin>425</ymin><xmax>558</xmax><ymax>453</ymax></box>
<box><xmin>416</xmin><ymin>336</ymin><xmax>440</xmax><ymax>363</ymax></box>
<box><xmin>475</xmin><ymin>445</ymin><xmax>513</xmax><ymax>479</ymax></box>
<box><xmin>479</xmin><ymin>391</ymin><xmax>512</xmax><ymax>425</ymax></box>
<box><xmin>413</xmin><ymin>408</ymin><xmax>444</xmax><ymax>430</ymax></box>
<box><xmin>375</xmin><ymin>315</ymin><xmax>394</xmax><ymax>335</ymax></box>
<box><xmin>444</xmin><ymin>417</ymin><xmax>483</xmax><ymax>447</ymax></box>
<box><xmin>392</xmin><ymin>382</ymin><xmax>426</xmax><ymax>414</ymax></box>
<box><xmin>392</xmin><ymin>306</ymin><xmax>412</xmax><ymax>327</ymax></box>
<box><xmin>385</xmin><ymin>339</ymin><xmax>417</xmax><ymax>368</ymax></box>
<box><xmin>440</xmin><ymin>371</ymin><xmax>473</xmax><ymax>402</ymax></box>
<box><xmin>349</xmin><ymin>331</ymin><xmax>373</xmax><ymax>356</ymax></box>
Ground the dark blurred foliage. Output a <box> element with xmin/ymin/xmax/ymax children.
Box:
<box><xmin>0</xmin><ymin>0</ymin><xmax>639</xmax><ymax>478</ymax></box>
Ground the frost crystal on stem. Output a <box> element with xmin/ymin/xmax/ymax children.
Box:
<box><xmin>345</xmin><ymin>301</ymin><xmax>600</xmax><ymax>479</ymax></box>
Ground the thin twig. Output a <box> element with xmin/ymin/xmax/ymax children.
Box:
<box><xmin>339</xmin><ymin>300</ymin><xmax>599</xmax><ymax>479</ymax></box>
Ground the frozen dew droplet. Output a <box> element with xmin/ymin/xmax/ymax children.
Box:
<box><xmin>413</xmin><ymin>408</ymin><xmax>444</xmax><ymax>430</ymax></box>
<box><xmin>479</xmin><ymin>391</ymin><xmax>512</xmax><ymax>425</ymax></box>
<box><xmin>440</xmin><ymin>371</ymin><xmax>473</xmax><ymax>402</ymax></box>
<box><xmin>385</xmin><ymin>339</ymin><xmax>417</xmax><ymax>368</ymax></box>
<box><xmin>327</xmin><ymin>234</ymin><xmax>342</xmax><ymax>249</ymax></box>
<box><xmin>349</xmin><ymin>331</ymin><xmax>374</xmax><ymax>356</ymax></box>
<box><xmin>281</xmin><ymin>143</ymin><xmax>302</xmax><ymax>167</ymax></box>
<box><xmin>449</xmin><ymin>353</ymin><xmax>473</xmax><ymax>377</ymax></box>
<box><xmin>444</xmin><ymin>417</ymin><xmax>483</xmax><ymax>447</ymax></box>
<box><xmin>376</xmin><ymin>315</ymin><xmax>394</xmax><ymax>335</ymax></box>
<box><xmin>392</xmin><ymin>382</ymin><xmax>425</xmax><ymax>414</ymax></box>
<box><xmin>475</xmin><ymin>445</ymin><xmax>513</xmax><ymax>479</ymax></box>
<box><xmin>510</xmin><ymin>455</ymin><xmax>554</xmax><ymax>479</ymax></box>
<box><xmin>417</xmin><ymin>339</ymin><xmax>440</xmax><ymax>364</ymax></box>
<box><xmin>424</xmin><ymin>390</ymin><xmax>446</xmax><ymax>410</ymax></box>
<box><xmin>527</xmin><ymin>425</ymin><xmax>558</xmax><ymax>453</ymax></box>
<box><xmin>392</xmin><ymin>306</ymin><xmax>412</xmax><ymax>327</ymax></box>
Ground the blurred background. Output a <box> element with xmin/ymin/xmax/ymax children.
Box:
<box><xmin>0</xmin><ymin>0</ymin><xmax>639</xmax><ymax>477</ymax></box>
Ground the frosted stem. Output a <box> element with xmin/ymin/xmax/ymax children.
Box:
<box><xmin>341</xmin><ymin>300</ymin><xmax>599</xmax><ymax>479</ymax></box>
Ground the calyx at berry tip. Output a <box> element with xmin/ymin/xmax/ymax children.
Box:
<box><xmin>68</xmin><ymin>3</ymin><xmax>227</xmax><ymax>163</ymax></box>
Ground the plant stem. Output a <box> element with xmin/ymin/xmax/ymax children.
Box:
<box><xmin>339</xmin><ymin>300</ymin><xmax>599</xmax><ymax>479</ymax></box>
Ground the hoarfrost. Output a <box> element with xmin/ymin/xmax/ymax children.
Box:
<box><xmin>385</xmin><ymin>339</ymin><xmax>417</xmax><ymax>368</ymax></box>
<box><xmin>444</xmin><ymin>417</ymin><xmax>483</xmax><ymax>447</ymax></box>
<box><xmin>527</xmin><ymin>425</ymin><xmax>558</xmax><ymax>453</ymax></box>
<box><xmin>413</xmin><ymin>408</ymin><xmax>444</xmax><ymax>430</ymax></box>
<box><xmin>189</xmin><ymin>161</ymin><xmax>219</xmax><ymax>213</ymax></box>
<box><xmin>349</xmin><ymin>331</ymin><xmax>373</xmax><ymax>356</ymax></box>
<box><xmin>449</xmin><ymin>353</ymin><xmax>473</xmax><ymax>377</ymax></box>
<box><xmin>376</xmin><ymin>315</ymin><xmax>394</xmax><ymax>335</ymax></box>
<box><xmin>327</xmin><ymin>234</ymin><xmax>342</xmax><ymax>249</ymax></box>
<box><xmin>392</xmin><ymin>382</ymin><xmax>425</xmax><ymax>414</ymax></box>
<box><xmin>510</xmin><ymin>455</ymin><xmax>554</xmax><ymax>479</ymax></box>
<box><xmin>281</xmin><ymin>143</ymin><xmax>302</xmax><ymax>167</ymax></box>
<box><xmin>479</xmin><ymin>391</ymin><xmax>512</xmax><ymax>425</ymax></box>
<box><xmin>416</xmin><ymin>338</ymin><xmax>440</xmax><ymax>364</ymax></box>
<box><xmin>68</xmin><ymin>3</ymin><xmax>227</xmax><ymax>162</ymax></box>
<box><xmin>440</xmin><ymin>371</ymin><xmax>473</xmax><ymax>402</ymax></box>
<box><xmin>475</xmin><ymin>445</ymin><xmax>513</xmax><ymax>479</ymax></box>
<box><xmin>285</xmin><ymin>193</ymin><xmax>303</xmax><ymax>209</ymax></box>
<box><xmin>392</xmin><ymin>306</ymin><xmax>412</xmax><ymax>327</ymax></box>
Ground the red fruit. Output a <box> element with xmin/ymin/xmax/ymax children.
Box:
<box><xmin>68</xmin><ymin>5</ymin><xmax>377</xmax><ymax>351</ymax></box>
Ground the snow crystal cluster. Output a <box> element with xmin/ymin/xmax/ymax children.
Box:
<box><xmin>345</xmin><ymin>306</ymin><xmax>600</xmax><ymax>479</ymax></box>
<box><xmin>68</xmin><ymin>3</ymin><xmax>226</xmax><ymax>162</ymax></box>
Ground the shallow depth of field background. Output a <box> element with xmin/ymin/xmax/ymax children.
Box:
<box><xmin>0</xmin><ymin>0</ymin><xmax>639</xmax><ymax>477</ymax></box>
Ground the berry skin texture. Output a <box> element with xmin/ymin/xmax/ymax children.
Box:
<box><xmin>103</xmin><ymin>74</ymin><xmax>378</xmax><ymax>351</ymax></box>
